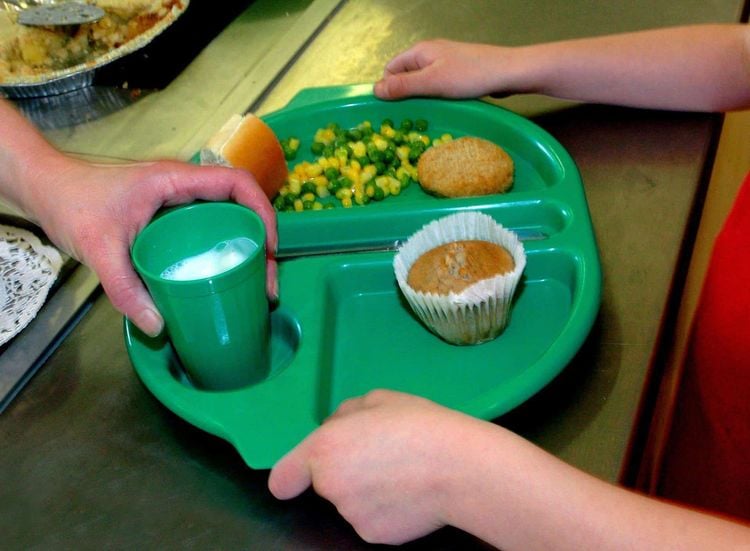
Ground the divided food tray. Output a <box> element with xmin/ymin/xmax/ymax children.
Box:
<box><xmin>125</xmin><ymin>84</ymin><xmax>602</xmax><ymax>468</ymax></box>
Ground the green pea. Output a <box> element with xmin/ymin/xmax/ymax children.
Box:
<box><xmin>302</xmin><ymin>200</ymin><xmax>314</xmax><ymax>210</ymax></box>
<box><xmin>373</xmin><ymin>186</ymin><xmax>385</xmax><ymax>201</ymax></box>
<box><xmin>272</xmin><ymin>195</ymin><xmax>285</xmax><ymax>210</ymax></box>
<box><xmin>281</xmin><ymin>145</ymin><xmax>296</xmax><ymax>161</ymax></box>
<box><xmin>334</xmin><ymin>135</ymin><xmax>348</xmax><ymax>148</ymax></box>
<box><xmin>324</xmin><ymin>167</ymin><xmax>339</xmax><ymax>181</ymax></box>
<box><xmin>415</xmin><ymin>119</ymin><xmax>428</xmax><ymax>131</ymax></box>
<box><xmin>336</xmin><ymin>176</ymin><xmax>353</xmax><ymax>189</ymax></box>
<box><xmin>311</xmin><ymin>141</ymin><xmax>325</xmax><ymax>155</ymax></box>
<box><xmin>280</xmin><ymin>138</ymin><xmax>299</xmax><ymax>161</ymax></box>
<box><xmin>400</xmin><ymin>119</ymin><xmax>413</xmax><ymax>131</ymax></box>
<box><xmin>408</xmin><ymin>142</ymin><xmax>426</xmax><ymax>162</ymax></box>
<box><xmin>347</xmin><ymin>128</ymin><xmax>363</xmax><ymax>141</ymax></box>
<box><xmin>322</xmin><ymin>144</ymin><xmax>335</xmax><ymax>157</ymax></box>
<box><xmin>381</xmin><ymin>118</ymin><xmax>394</xmax><ymax>128</ymax></box>
<box><xmin>301</xmin><ymin>181</ymin><xmax>317</xmax><ymax>195</ymax></box>
<box><xmin>374</xmin><ymin>161</ymin><xmax>387</xmax><ymax>175</ymax></box>
<box><xmin>368</xmin><ymin>147</ymin><xmax>384</xmax><ymax>163</ymax></box>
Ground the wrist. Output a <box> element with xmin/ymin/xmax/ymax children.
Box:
<box><xmin>433</xmin><ymin>418</ymin><xmax>512</xmax><ymax>531</ymax></box>
<box><xmin>12</xmin><ymin>149</ymin><xmax>80</xmax><ymax>224</ymax></box>
<box><xmin>499</xmin><ymin>43</ymin><xmax>552</xmax><ymax>96</ymax></box>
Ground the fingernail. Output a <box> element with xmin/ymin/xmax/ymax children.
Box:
<box><xmin>140</xmin><ymin>308</ymin><xmax>164</xmax><ymax>338</ymax></box>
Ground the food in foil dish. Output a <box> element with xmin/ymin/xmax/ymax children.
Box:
<box><xmin>0</xmin><ymin>0</ymin><xmax>185</xmax><ymax>84</ymax></box>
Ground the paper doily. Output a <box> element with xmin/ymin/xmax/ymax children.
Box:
<box><xmin>1</xmin><ymin>224</ymin><xmax>63</xmax><ymax>347</ymax></box>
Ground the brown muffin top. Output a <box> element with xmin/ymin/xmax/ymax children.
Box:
<box><xmin>417</xmin><ymin>136</ymin><xmax>514</xmax><ymax>198</ymax></box>
<box><xmin>407</xmin><ymin>240</ymin><xmax>515</xmax><ymax>295</ymax></box>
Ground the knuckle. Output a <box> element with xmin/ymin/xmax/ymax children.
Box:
<box><xmin>101</xmin><ymin>276</ymin><xmax>139</xmax><ymax>312</ymax></box>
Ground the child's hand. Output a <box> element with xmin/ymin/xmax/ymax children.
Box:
<box><xmin>374</xmin><ymin>39</ymin><xmax>517</xmax><ymax>100</ymax></box>
<box><xmin>268</xmin><ymin>389</ymin><xmax>483</xmax><ymax>544</ymax></box>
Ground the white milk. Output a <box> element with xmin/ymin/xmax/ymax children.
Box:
<box><xmin>161</xmin><ymin>237</ymin><xmax>257</xmax><ymax>281</ymax></box>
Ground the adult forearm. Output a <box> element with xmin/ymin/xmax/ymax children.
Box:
<box><xmin>506</xmin><ymin>24</ymin><xmax>750</xmax><ymax>112</ymax></box>
<box><xmin>0</xmin><ymin>99</ymin><xmax>72</xmax><ymax>221</ymax></box>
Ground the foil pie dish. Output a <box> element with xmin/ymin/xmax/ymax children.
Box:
<box><xmin>0</xmin><ymin>0</ymin><xmax>188</xmax><ymax>99</ymax></box>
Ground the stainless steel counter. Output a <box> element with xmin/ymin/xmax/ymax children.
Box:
<box><xmin>1</xmin><ymin>1</ymin><xmax>746</xmax><ymax>548</ymax></box>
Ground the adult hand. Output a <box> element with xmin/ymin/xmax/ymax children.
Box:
<box><xmin>27</xmin><ymin>157</ymin><xmax>278</xmax><ymax>337</ymax></box>
<box><xmin>374</xmin><ymin>39</ymin><xmax>518</xmax><ymax>100</ymax></box>
<box><xmin>268</xmin><ymin>389</ymin><xmax>484</xmax><ymax>545</ymax></box>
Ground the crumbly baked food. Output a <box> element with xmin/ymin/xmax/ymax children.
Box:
<box><xmin>407</xmin><ymin>240</ymin><xmax>515</xmax><ymax>295</ymax></box>
<box><xmin>200</xmin><ymin>113</ymin><xmax>288</xmax><ymax>200</ymax></box>
<box><xmin>393</xmin><ymin>212</ymin><xmax>526</xmax><ymax>345</ymax></box>
<box><xmin>0</xmin><ymin>0</ymin><xmax>185</xmax><ymax>82</ymax></box>
<box><xmin>417</xmin><ymin>136</ymin><xmax>514</xmax><ymax>197</ymax></box>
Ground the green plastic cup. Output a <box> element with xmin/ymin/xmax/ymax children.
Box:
<box><xmin>131</xmin><ymin>202</ymin><xmax>269</xmax><ymax>391</ymax></box>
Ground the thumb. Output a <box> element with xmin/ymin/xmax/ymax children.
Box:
<box><xmin>268</xmin><ymin>439</ymin><xmax>314</xmax><ymax>500</ymax></box>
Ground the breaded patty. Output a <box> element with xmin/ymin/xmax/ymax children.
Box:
<box><xmin>417</xmin><ymin>136</ymin><xmax>514</xmax><ymax>197</ymax></box>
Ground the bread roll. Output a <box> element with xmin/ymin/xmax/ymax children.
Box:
<box><xmin>417</xmin><ymin>136</ymin><xmax>513</xmax><ymax>198</ymax></box>
<box><xmin>200</xmin><ymin>113</ymin><xmax>288</xmax><ymax>199</ymax></box>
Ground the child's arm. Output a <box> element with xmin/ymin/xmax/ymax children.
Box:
<box><xmin>269</xmin><ymin>390</ymin><xmax>750</xmax><ymax>549</ymax></box>
<box><xmin>375</xmin><ymin>24</ymin><xmax>750</xmax><ymax>112</ymax></box>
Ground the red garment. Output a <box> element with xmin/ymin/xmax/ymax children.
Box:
<box><xmin>658</xmin><ymin>171</ymin><xmax>750</xmax><ymax>519</ymax></box>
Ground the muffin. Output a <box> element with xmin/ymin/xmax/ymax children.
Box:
<box><xmin>394</xmin><ymin>212</ymin><xmax>526</xmax><ymax>345</ymax></box>
<box><xmin>417</xmin><ymin>136</ymin><xmax>514</xmax><ymax>197</ymax></box>
<box><xmin>407</xmin><ymin>240</ymin><xmax>516</xmax><ymax>295</ymax></box>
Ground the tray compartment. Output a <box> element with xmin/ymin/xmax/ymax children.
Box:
<box><xmin>298</xmin><ymin>248</ymin><xmax>579</xmax><ymax>421</ymax></box>
<box><xmin>267</xmin><ymin>97</ymin><xmax>566</xmax><ymax>192</ymax></box>
<box><xmin>267</xmin><ymin>91</ymin><xmax>580</xmax><ymax>256</ymax></box>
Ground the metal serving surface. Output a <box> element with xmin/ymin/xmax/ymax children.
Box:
<box><xmin>0</xmin><ymin>0</ymin><xmax>746</xmax><ymax>549</ymax></box>
<box><xmin>0</xmin><ymin>212</ymin><xmax>99</xmax><ymax>413</ymax></box>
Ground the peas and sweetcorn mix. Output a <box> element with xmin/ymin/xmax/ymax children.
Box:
<box><xmin>273</xmin><ymin>118</ymin><xmax>454</xmax><ymax>212</ymax></box>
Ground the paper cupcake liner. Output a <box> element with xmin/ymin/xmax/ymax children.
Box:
<box><xmin>394</xmin><ymin>212</ymin><xmax>526</xmax><ymax>345</ymax></box>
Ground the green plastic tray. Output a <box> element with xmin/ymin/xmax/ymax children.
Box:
<box><xmin>125</xmin><ymin>84</ymin><xmax>602</xmax><ymax>469</ymax></box>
